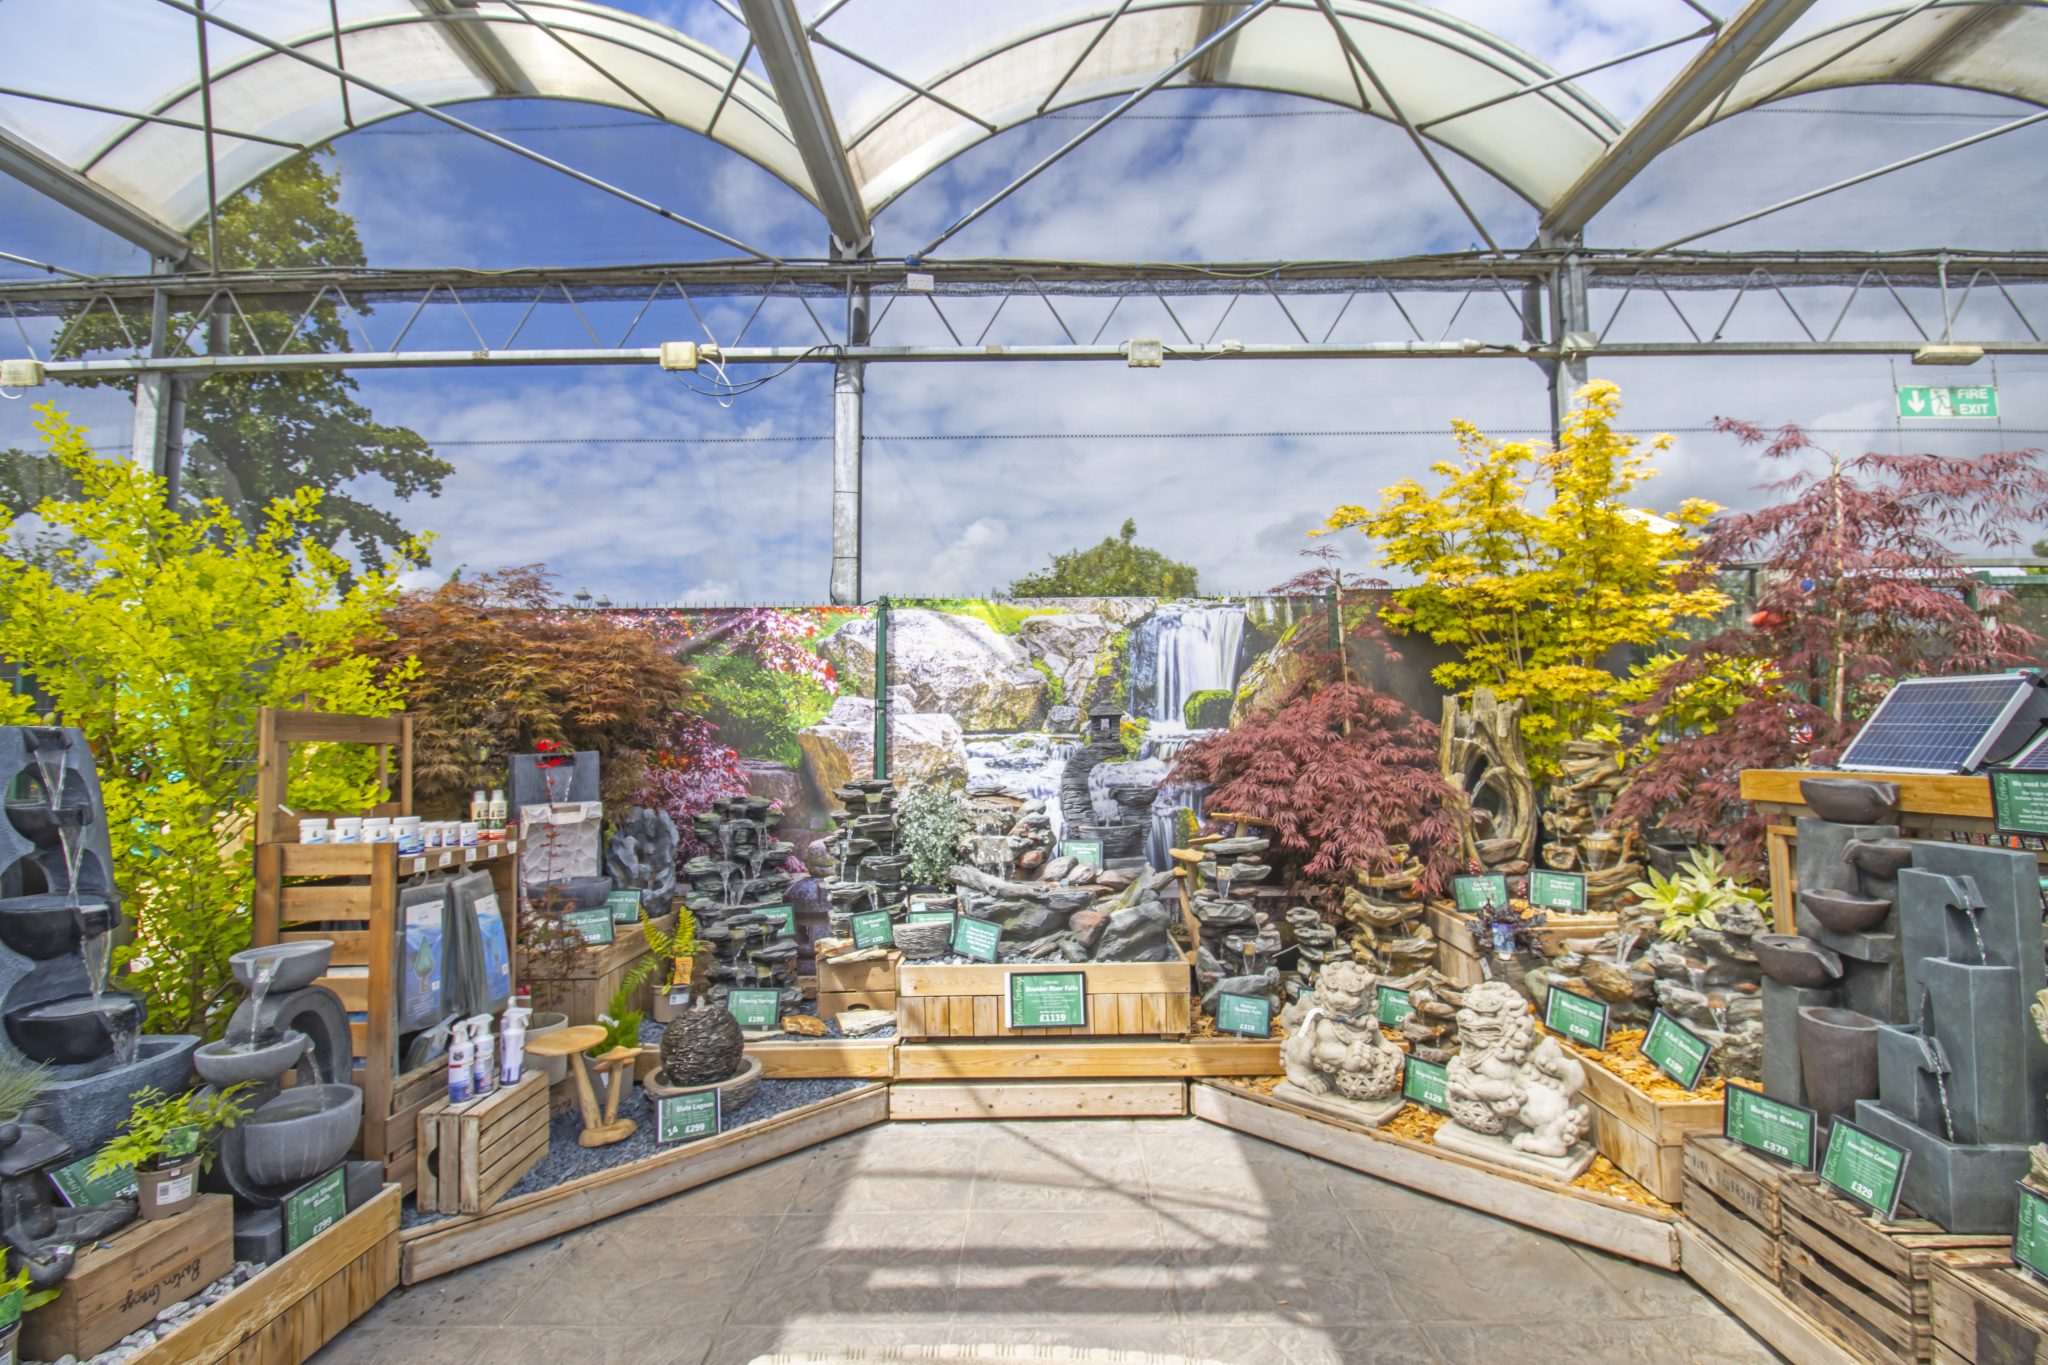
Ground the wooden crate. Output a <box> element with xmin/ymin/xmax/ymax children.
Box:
<box><xmin>817</xmin><ymin>988</ymin><xmax>895</xmax><ymax>1014</ymax></box>
<box><xmin>890</xmin><ymin>1078</ymin><xmax>1186</xmax><ymax>1120</ymax></box>
<box><xmin>818</xmin><ymin>949</ymin><xmax>900</xmax><ymax>996</ymax></box>
<box><xmin>1578</xmin><ymin>1056</ymin><xmax>1723</xmax><ymax>1203</ymax></box>
<box><xmin>895</xmin><ymin>958</ymin><xmax>1192</xmax><ymax>1040</ymax></box>
<box><xmin>1683</xmin><ymin>1134</ymin><xmax>1792</xmax><ymax>1284</ymax></box>
<box><xmin>415</xmin><ymin>1070</ymin><xmax>550</xmax><ymax>1216</ymax></box>
<box><xmin>896</xmin><ymin>1037</ymin><xmax>1280</xmax><ymax>1080</ymax></box>
<box><xmin>129</xmin><ymin>1185</ymin><xmax>400</xmax><ymax>1365</ymax></box>
<box><xmin>249</xmin><ymin>706</ymin><xmax>524</xmax><ymax>1194</ymax></box>
<box><xmin>23</xmin><ymin>1195</ymin><xmax>235</xmax><ymax>1362</ymax></box>
<box><xmin>1931</xmin><ymin>1251</ymin><xmax>2048</xmax><ymax>1365</ymax></box>
<box><xmin>1429</xmin><ymin>901</ymin><xmax>1625</xmax><ymax>987</ymax></box>
<box><xmin>1679</xmin><ymin>1223</ymin><xmax>1868</xmax><ymax>1365</ymax></box>
<box><xmin>522</xmin><ymin>913</ymin><xmax>670</xmax><ymax>1027</ymax></box>
<box><xmin>1780</xmin><ymin>1174</ymin><xmax>2011</xmax><ymax>1365</ymax></box>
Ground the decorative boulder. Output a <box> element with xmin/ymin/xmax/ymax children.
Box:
<box><xmin>820</xmin><ymin>610</ymin><xmax>1047</xmax><ymax>731</ymax></box>
<box><xmin>796</xmin><ymin>692</ymin><xmax>967</xmax><ymax>801</ymax></box>
<box><xmin>660</xmin><ymin>1006</ymin><xmax>745</xmax><ymax>1086</ymax></box>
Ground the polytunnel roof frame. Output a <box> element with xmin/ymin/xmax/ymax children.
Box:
<box><xmin>5</xmin><ymin>0</ymin><xmax>2045</xmax><ymax>270</ymax></box>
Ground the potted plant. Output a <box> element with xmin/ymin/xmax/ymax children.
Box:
<box><xmin>0</xmin><ymin>1263</ymin><xmax>58</xmax><ymax>1365</ymax></box>
<box><xmin>638</xmin><ymin>907</ymin><xmax>701</xmax><ymax>1023</ymax></box>
<box><xmin>92</xmin><ymin>1084</ymin><xmax>251</xmax><ymax>1220</ymax></box>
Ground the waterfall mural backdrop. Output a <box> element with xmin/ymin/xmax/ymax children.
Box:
<box><xmin>615</xmin><ymin>597</ymin><xmax>1438</xmax><ymax>878</ymax></box>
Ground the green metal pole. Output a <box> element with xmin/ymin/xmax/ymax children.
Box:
<box><xmin>1327</xmin><ymin>583</ymin><xmax>1341</xmax><ymax>651</ymax></box>
<box><xmin>873</xmin><ymin>597</ymin><xmax>890</xmax><ymax>782</ymax></box>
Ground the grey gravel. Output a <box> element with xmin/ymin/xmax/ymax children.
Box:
<box><xmin>398</xmin><ymin>1076</ymin><xmax>870</xmax><ymax>1229</ymax></box>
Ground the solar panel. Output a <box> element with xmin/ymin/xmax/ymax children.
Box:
<box><xmin>2002</xmin><ymin>726</ymin><xmax>2048</xmax><ymax>771</ymax></box>
<box><xmin>1839</xmin><ymin>673</ymin><xmax>2048</xmax><ymax>775</ymax></box>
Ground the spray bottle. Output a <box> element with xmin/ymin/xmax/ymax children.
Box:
<box><xmin>447</xmin><ymin>1018</ymin><xmax>474</xmax><ymax>1104</ymax></box>
<box><xmin>468</xmin><ymin>1013</ymin><xmax>497</xmax><ymax>1097</ymax></box>
<box><xmin>499</xmin><ymin>1002</ymin><xmax>532</xmax><ymax>1086</ymax></box>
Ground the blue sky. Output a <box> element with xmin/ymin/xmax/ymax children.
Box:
<box><xmin>4</xmin><ymin>0</ymin><xmax>2048</xmax><ymax>602</ymax></box>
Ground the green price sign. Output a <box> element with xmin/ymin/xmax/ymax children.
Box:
<box><xmin>50</xmin><ymin>1150</ymin><xmax>138</xmax><ymax>1207</ymax></box>
<box><xmin>766</xmin><ymin>904</ymin><xmax>797</xmax><ymax>938</ymax></box>
<box><xmin>726</xmin><ymin>988</ymin><xmax>782</xmax><ymax>1031</ymax></box>
<box><xmin>850</xmin><ymin>909</ymin><xmax>895</xmax><ymax>950</ymax></box>
<box><xmin>1214</xmin><ymin>992</ymin><xmax>1272</xmax><ymax>1038</ymax></box>
<box><xmin>1006</xmin><ymin>971</ymin><xmax>1088</xmax><ymax>1028</ymax></box>
<box><xmin>1544</xmin><ymin>986</ymin><xmax>1610</xmax><ymax>1050</ymax></box>
<box><xmin>1403</xmin><ymin>1055</ymin><xmax>1449</xmax><ymax>1112</ymax></box>
<box><xmin>1642</xmin><ymin>1010</ymin><xmax>1714</xmax><ymax>1091</ymax></box>
<box><xmin>1992</xmin><ymin>770</ymin><xmax>2048</xmax><ymax>836</ymax></box>
<box><xmin>1375</xmin><ymin>984</ymin><xmax>1414</xmax><ymax>1028</ymax></box>
<box><xmin>951</xmin><ymin>914</ymin><xmax>1001</xmax><ymax>963</ymax></box>
<box><xmin>1820</xmin><ymin>1119</ymin><xmax>1910</xmax><ymax>1221</ymax></box>
<box><xmin>1452</xmin><ymin>873</ymin><xmax>1509</xmax><ymax>912</ymax></box>
<box><xmin>1528</xmin><ymin>869</ymin><xmax>1587</xmax><ymax>913</ymax></box>
<box><xmin>657</xmin><ymin>1090</ymin><xmax>720</xmax><ymax>1144</ymax></box>
<box><xmin>2017</xmin><ymin>1183</ymin><xmax>2048</xmax><ymax>1283</ymax></box>
<box><xmin>1724</xmin><ymin>1084</ymin><xmax>1817</xmax><ymax>1169</ymax></box>
<box><xmin>561</xmin><ymin>907</ymin><xmax>615</xmax><ymax>946</ymax></box>
<box><xmin>607</xmin><ymin>889</ymin><xmax>643</xmax><ymax>923</ymax></box>
<box><xmin>285</xmin><ymin>1166</ymin><xmax>347</xmax><ymax>1253</ymax></box>
<box><xmin>1059</xmin><ymin>839</ymin><xmax>1105</xmax><ymax>869</ymax></box>
<box><xmin>0</xmin><ymin>1285</ymin><xmax>21</xmax><ymax>1329</ymax></box>
<box><xmin>906</xmin><ymin>909</ymin><xmax>955</xmax><ymax>925</ymax></box>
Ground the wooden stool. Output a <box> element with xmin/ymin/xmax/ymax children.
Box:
<box><xmin>526</xmin><ymin>1026</ymin><xmax>640</xmax><ymax>1148</ymax></box>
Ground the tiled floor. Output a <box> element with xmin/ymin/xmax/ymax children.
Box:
<box><xmin>319</xmin><ymin>1118</ymin><xmax>1783</xmax><ymax>1364</ymax></box>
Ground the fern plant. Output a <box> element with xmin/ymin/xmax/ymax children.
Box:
<box><xmin>588</xmin><ymin>977</ymin><xmax>646</xmax><ymax>1057</ymax></box>
<box><xmin>1632</xmin><ymin>847</ymin><xmax>1769</xmax><ymax>940</ymax></box>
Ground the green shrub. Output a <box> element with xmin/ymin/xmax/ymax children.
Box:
<box><xmin>698</xmin><ymin>653</ymin><xmax>833</xmax><ymax>765</ymax></box>
<box><xmin>1182</xmin><ymin>689</ymin><xmax>1232</xmax><ymax>729</ymax></box>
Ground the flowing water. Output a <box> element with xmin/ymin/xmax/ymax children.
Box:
<box><xmin>241</xmin><ymin>957</ymin><xmax>280</xmax><ymax>1049</ymax></box>
<box><xmin>1612</xmin><ymin>930</ymin><xmax>1640</xmax><ymax>967</ymax></box>
<box><xmin>1963</xmin><ymin>905</ymin><xmax>1989</xmax><ymax>964</ymax></box>
<box><xmin>1135</xmin><ymin>603</ymin><xmax>1247</xmax><ymax>724</ymax></box>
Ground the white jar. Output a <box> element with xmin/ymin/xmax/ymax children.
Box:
<box><xmin>394</xmin><ymin>815</ymin><xmax>423</xmax><ymax>853</ymax></box>
<box><xmin>331</xmin><ymin>817</ymin><xmax>362</xmax><ymax>844</ymax></box>
<box><xmin>460</xmin><ymin>821</ymin><xmax>480</xmax><ymax>848</ymax></box>
<box><xmin>298</xmin><ymin>818</ymin><xmax>328</xmax><ymax>845</ymax></box>
<box><xmin>362</xmin><ymin>817</ymin><xmax>393</xmax><ymax>844</ymax></box>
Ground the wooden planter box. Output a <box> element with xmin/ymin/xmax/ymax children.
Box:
<box><xmin>896</xmin><ymin>957</ymin><xmax>1191</xmax><ymax>1040</ymax></box>
<box><xmin>1931</xmin><ymin>1252</ymin><xmax>2048</xmax><ymax>1365</ymax></box>
<box><xmin>1780</xmin><ymin>1174</ymin><xmax>2010</xmax><ymax>1365</ymax></box>
<box><xmin>415</xmin><ymin>1070</ymin><xmax>550</xmax><ymax>1216</ymax></box>
<box><xmin>23</xmin><ymin>1195</ymin><xmax>235</xmax><ymax>1362</ymax></box>
<box><xmin>1683</xmin><ymin>1134</ymin><xmax>1791</xmax><ymax>1285</ymax></box>
<box><xmin>1428</xmin><ymin>902</ymin><xmax>1625</xmax><ymax>988</ymax></box>
<box><xmin>894</xmin><ymin>1037</ymin><xmax>1279</xmax><ymax>1080</ymax></box>
<box><xmin>124</xmin><ymin>1185</ymin><xmax>400</xmax><ymax>1365</ymax></box>
<box><xmin>522</xmin><ymin>914</ymin><xmax>670</xmax><ymax>1027</ymax></box>
<box><xmin>1578</xmin><ymin>1056</ymin><xmax>1723</xmax><ymax>1204</ymax></box>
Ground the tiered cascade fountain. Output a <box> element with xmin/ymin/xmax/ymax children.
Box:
<box><xmin>1539</xmin><ymin>737</ymin><xmax>1641</xmax><ymax>909</ymax></box>
<box><xmin>195</xmin><ymin>941</ymin><xmax>373</xmax><ymax>1260</ymax></box>
<box><xmin>1850</xmin><ymin>842</ymin><xmax>2048</xmax><ymax>1232</ymax></box>
<box><xmin>689</xmin><ymin>797</ymin><xmax>804</xmax><ymax>1014</ymax></box>
<box><xmin>0</xmin><ymin>726</ymin><xmax>197</xmax><ymax>1155</ymax></box>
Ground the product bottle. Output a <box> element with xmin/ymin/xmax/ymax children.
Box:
<box><xmin>488</xmin><ymin>788</ymin><xmax>507</xmax><ymax>836</ymax></box>
<box><xmin>499</xmin><ymin>1003</ymin><xmax>532</xmax><ymax>1085</ymax></box>
<box><xmin>470</xmin><ymin>788</ymin><xmax>488</xmax><ymax>828</ymax></box>
<box><xmin>469</xmin><ymin>1013</ymin><xmax>497</xmax><ymax>1097</ymax></box>
<box><xmin>447</xmin><ymin>1019</ymin><xmax>474</xmax><ymax>1103</ymax></box>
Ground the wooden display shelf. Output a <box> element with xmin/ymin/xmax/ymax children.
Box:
<box><xmin>1683</xmin><ymin>1134</ymin><xmax>1793</xmax><ymax>1286</ymax></box>
<box><xmin>895</xmin><ymin>1036</ymin><xmax>1280</xmax><ymax>1080</ymax></box>
<box><xmin>748</xmin><ymin>1036</ymin><xmax>898</xmax><ymax>1079</ymax></box>
<box><xmin>398</xmin><ymin>1083</ymin><xmax>887</xmax><ymax>1284</ymax></box>
<box><xmin>895</xmin><ymin>958</ymin><xmax>1192</xmax><ymax>1040</ymax></box>
<box><xmin>1779</xmin><ymin>1173</ymin><xmax>2011</xmax><ymax>1365</ymax></box>
<box><xmin>249</xmin><ymin>707</ymin><xmax>521</xmax><ymax>1194</ymax></box>
<box><xmin>1930</xmin><ymin>1251</ymin><xmax>2048</xmax><ymax>1364</ymax></box>
<box><xmin>890</xmin><ymin>1079</ymin><xmax>1188</xmax><ymax>1121</ymax></box>
<box><xmin>1578</xmin><ymin>1056</ymin><xmax>1724</xmax><ymax>1205</ymax></box>
<box><xmin>1193</xmin><ymin>1081</ymin><xmax>1682</xmax><ymax>1269</ymax></box>
<box><xmin>128</xmin><ymin>1185</ymin><xmax>401</xmax><ymax>1365</ymax></box>
<box><xmin>1679</xmin><ymin>1222</ymin><xmax>1868</xmax><ymax>1365</ymax></box>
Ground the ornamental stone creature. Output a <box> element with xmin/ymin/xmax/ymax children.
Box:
<box><xmin>1435</xmin><ymin>979</ymin><xmax>1596</xmax><ymax>1179</ymax></box>
<box><xmin>1277</xmin><ymin>959</ymin><xmax>1406</xmax><ymax>1126</ymax></box>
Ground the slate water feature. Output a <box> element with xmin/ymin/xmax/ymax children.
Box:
<box><xmin>0</xmin><ymin>726</ymin><xmax>197</xmax><ymax>1155</ymax></box>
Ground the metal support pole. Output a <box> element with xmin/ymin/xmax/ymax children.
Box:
<box><xmin>872</xmin><ymin>596</ymin><xmax>890</xmax><ymax>783</ymax></box>
<box><xmin>129</xmin><ymin>265</ymin><xmax>173</xmax><ymax>471</ymax></box>
<box><xmin>1550</xmin><ymin>253</ymin><xmax>1590</xmax><ymax>444</ymax></box>
<box><xmin>830</xmin><ymin>284</ymin><xmax>869</xmax><ymax>606</ymax></box>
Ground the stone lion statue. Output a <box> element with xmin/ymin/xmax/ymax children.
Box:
<box><xmin>1445</xmin><ymin>980</ymin><xmax>1591</xmax><ymax>1158</ymax></box>
<box><xmin>1280</xmin><ymin>959</ymin><xmax>1403</xmax><ymax>1106</ymax></box>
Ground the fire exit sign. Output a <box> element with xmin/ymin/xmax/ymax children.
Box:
<box><xmin>1898</xmin><ymin>385</ymin><xmax>1998</xmax><ymax>419</ymax></box>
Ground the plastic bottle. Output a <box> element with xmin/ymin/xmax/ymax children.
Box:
<box><xmin>470</xmin><ymin>789</ymin><xmax>489</xmax><ymax>827</ymax></box>
<box><xmin>499</xmin><ymin>1003</ymin><xmax>532</xmax><ymax>1085</ymax></box>
<box><xmin>447</xmin><ymin>1019</ymin><xmax>474</xmax><ymax>1104</ymax></box>
<box><xmin>487</xmin><ymin>788</ymin><xmax>507</xmax><ymax>836</ymax></box>
<box><xmin>468</xmin><ymin>1013</ymin><xmax>497</xmax><ymax>1097</ymax></box>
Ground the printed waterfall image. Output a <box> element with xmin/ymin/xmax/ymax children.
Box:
<box><xmin>629</xmin><ymin>598</ymin><xmax>1342</xmax><ymax>878</ymax></box>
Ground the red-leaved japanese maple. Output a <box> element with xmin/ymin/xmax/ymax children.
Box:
<box><xmin>1614</xmin><ymin>420</ymin><xmax>2048</xmax><ymax>875</ymax></box>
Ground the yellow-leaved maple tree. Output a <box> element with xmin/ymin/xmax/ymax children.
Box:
<box><xmin>1321</xmin><ymin>382</ymin><xmax>1727</xmax><ymax>776</ymax></box>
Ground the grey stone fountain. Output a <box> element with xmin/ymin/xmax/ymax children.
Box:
<box><xmin>195</xmin><ymin>941</ymin><xmax>378</xmax><ymax>1260</ymax></box>
<box><xmin>1851</xmin><ymin>842</ymin><xmax>2048</xmax><ymax>1232</ymax></box>
<box><xmin>0</xmin><ymin>726</ymin><xmax>197</xmax><ymax>1155</ymax></box>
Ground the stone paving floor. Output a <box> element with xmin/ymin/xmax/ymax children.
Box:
<box><xmin>318</xmin><ymin>1117</ymin><xmax>1784</xmax><ymax>1364</ymax></box>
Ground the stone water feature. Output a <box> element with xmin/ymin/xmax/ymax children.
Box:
<box><xmin>687</xmin><ymin>797</ymin><xmax>805</xmax><ymax>1013</ymax></box>
<box><xmin>1540</xmin><ymin>737</ymin><xmax>1642</xmax><ymax>910</ymax></box>
<box><xmin>1850</xmin><ymin>842</ymin><xmax>2048</xmax><ymax>1232</ymax></box>
<box><xmin>196</xmin><ymin>941</ymin><xmax>377</xmax><ymax>1260</ymax></box>
<box><xmin>606</xmin><ymin>805</ymin><xmax>680</xmax><ymax>917</ymax></box>
<box><xmin>0</xmin><ymin>726</ymin><xmax>197</xmax><ymax>1156</ymax></box>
